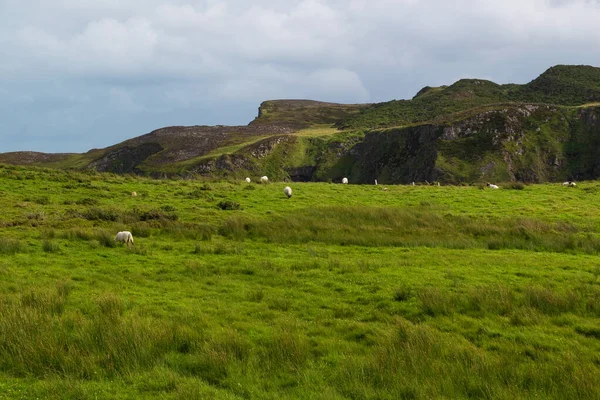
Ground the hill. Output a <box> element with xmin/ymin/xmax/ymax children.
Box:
<box><xmin>1</xmin><ymin>65</ymin><xmax>600</xmax><ymax>183</ymax></box>
<box><xmin>337</xmin><ymin>65</ymin><xmax>600</xmax><ymax>130</ymax></box>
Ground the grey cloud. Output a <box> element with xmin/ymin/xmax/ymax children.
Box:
<box><xmin>1</xmin><ymin>0</ymin><xmax>600</xmax><ymax>152</ymax></box>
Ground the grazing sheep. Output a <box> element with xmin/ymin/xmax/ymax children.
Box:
<box><xmin>486</xmin><ymin>183</ymin><xmax>499</xmax><ymax>189</ymax></box>
<box><xmin>563</xmin><ymin>181</ymin><xmax>576</xmax><ymax>187</ymax></box>
<box><xmin>261</xmin><ymin>176</ymin><xmax>269</xmax><ymax>183</ymax></box>
<box><xmin>342</xmin><ymin>177</ymin><xmax>348</xmax><ymax>184</ymax></box>
<box><xmin>245</xmin><ymin>177</ymin><xmax>251</xmax><ymax>183</ymax></box>
<box><xmin>284</xmin><ymin>186</ymin><xmax>292</xmax><ymax>199</ymax></box>
<box><xmin>131</xmin><ymin>191</ymin><xmax>137</xmax><ymax>197</ymax></box>
<box><xmin>115</xmin><ymin>231</ymin><xmax>134</xmax><ymax>246</ymax></box>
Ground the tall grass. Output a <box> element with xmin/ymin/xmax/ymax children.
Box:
<box><xmin>0</xmin><ymin>289</ymin><xmax>199</xmax><ymax>379</ymax></box>
<box><xmin>336</xmin><ymin>319</ymin><xmax>600</xmax><ymax>399</ymax></box>
<box><xmin>220</xmin><ymin>206</ymin><xmax>600</xmax><ymax>254</ymax></box>
<box><xmin>0</xmin><ymin>237</ymin><xmax>22</xmax><ymax>254</ymax></box>
<box><xmin>2</xmin><ymin>169</ymin><xmax>600</xmax><ymax>398</ymax></box>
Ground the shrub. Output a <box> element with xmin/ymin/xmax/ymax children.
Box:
<box><xmin>504</xmin><ymin>181</ymin><xmax>526</xmax><ymax>190</ymax></box>
<box><xmin>217</xmin><ymin>200</ymin><xmax>241</xmax><ymax>211</ymax></box>
<box><xmin>42</xmin><ymin>240</ymin><xmax>61</xmax><ymax>253</ymax></box>
<box><xmin>393</xmin><ymin>284</ymin><xmax>412</xmax><ymax>302</ymax></box>
<box><xmin>96</xmin><ymin>231</ymin><xmax>117</xmax><ymax>248</ymax></box>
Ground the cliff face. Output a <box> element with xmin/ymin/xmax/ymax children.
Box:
<box><xmin>2</xmin><ymin>65</ymin><xmax>600</xmax><ymax>183</ymax></box>
<box><xmin>87</xmin><ymin>143</ymin><xmax>164</xmax><ymax>174</ymax></box>
<box><xmin>565</xmin><ymin>107</ymin><xmax>600</xmax><ymax>179</ymax></box>
<box><xmin>435</xmin><ymin>104</ymin><xmax>570</xmax><ymax>183</ymax></box>
<box><xmin>2</xmin><ymin>104</ymin><xmax>599</xmax><ymax>184</ymax></box>
<box><xmin>347</xmin><ymin>126</ymin><xmax>442</xmax><ymax>184</ymax></box>
<box><xmin>239</xmin><ymin>104</ymin><xmax>599</xmax><ymax>184</ymax></box>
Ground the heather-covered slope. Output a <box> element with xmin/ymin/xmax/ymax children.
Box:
<box><xmin>2</xmin><ymin>65</ymin><xmax>600</xmax><ymax>184</ymax></box>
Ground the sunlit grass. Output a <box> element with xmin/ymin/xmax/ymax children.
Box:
<box><xmin>1</xmin><ymin>164</ymin><xmax>600</xmax><ymax>399</ymax></box>
<box><xmin>294</xmin><ymin>125</ymin><xmax>339</xmax><ymax>137</ymax></box>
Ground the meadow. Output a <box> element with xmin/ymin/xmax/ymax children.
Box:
<box><xmin>0</xmin><ymin>164</ymin><xmax>599</xmax><ymax>399</ymax></box>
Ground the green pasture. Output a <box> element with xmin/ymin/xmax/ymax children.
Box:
<box><xmin>0</xmin><ymin>165</ymin><xmax>599</xmax><ymax>399</ymax></box>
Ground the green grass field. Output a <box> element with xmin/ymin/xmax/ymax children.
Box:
<box><xmin>1</xmin><ymin>164</ymin><xmax>599</xmax><ymax>399</ymax></box>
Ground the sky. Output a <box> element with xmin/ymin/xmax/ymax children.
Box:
<box><xmin>1</xmin><ymin>0</ymin><xmax>599</xmax><ymax>153</ymax></box>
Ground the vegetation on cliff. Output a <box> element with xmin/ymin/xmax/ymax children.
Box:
<box><xmin>1</xmin><ymin>65</ymin><xmax>600</xmax><ymax>184</ymax></box>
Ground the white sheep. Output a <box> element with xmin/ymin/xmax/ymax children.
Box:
<box><xmin>115</xmin><ymin>231</ymin><xmax>134</xmax><ymax>246</ymax></box>
<box><xmin>131</xmin><ymin>191</ymin><xmax>137</xmax><ymax>197</ymax></box>
<box><xmin>486</xmin><ymin>183</ymin><xmax>499</xmax><ymax>189</ymax></box>
<box><xmin>284</xmin><ymin>186</ymin><xmax>292</xmax><ymax>199</ymax></box>
<box><xmin>261</xmin><ymin>176</ymin><xmax>269</xmax><ymax>183</ymax></box>
<box><xmin>562</xmin><ymin>181</ymin><xmax>576</xmax><ymax>187</ymax></box>
<box><xmin>245</xmin><ymin>177</ymin><xmax>251</xmax><ymax>183</ymax></box>
<box><xmin>342</xmin><ymin>177</ymin><xmax>348</xmax><ymax>184</ymax></box>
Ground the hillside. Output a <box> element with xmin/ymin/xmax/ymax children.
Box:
<box><xmin>1</xmin><ymin>65</ymin><xmax>600</xmax><ymax>183</ymax></box>
<box><xmin>249</xmin><ymin>99</ymin><xmax>368</xmax><ymax>127</ymax></box>
<box><xmin>337</xmin><ymin>65</ymin><xmax>600</xmax><ymax>130</ymax></box>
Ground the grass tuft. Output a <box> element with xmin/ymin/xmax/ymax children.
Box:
<box><xmin>0</xmin><ymin>238</ymin><xmax>22</xmax><ymax>254</ymax></box>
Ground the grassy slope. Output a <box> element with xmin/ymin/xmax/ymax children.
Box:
<box><xmin>249</xmin><ymin>100</ymin><xmax>368</xmax><ymax>127</ymax></box>
<box><xmin>109</xmin><ymin>106</ymin><xmax>355</xmax><ymax>176</ymax></box>
<box><xmin>2</xmin><ymin>65</ymin><xmax>600</xmax><ymax>185</ymax></box>
<box><xmin>1</xmin><ymin>165</ymin><xmax>599</xmax><ymax>399</ymax></box>
<box><xmin>337</xmin><ymin>79</ymin><xmax>511</xmax><ymax>130</ymax></box>
<box><xmin>515</xmin><ymin>65</ymin><xmax>600</xmax><ymax>105</ymax></box>
<box><xmin>337</xmin><ymin>65</ymin><xmax>600</xmax><ymax>130</ymax></box>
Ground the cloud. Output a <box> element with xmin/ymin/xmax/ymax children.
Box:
<box><xmin>217</xmin><ymin>66</ymin><xmax>368</xmax><ymax>103</ymax></box>
<box><xmin>1</xmin><ymin>0</ymin><xmax>600</xmax><ymax>152</ymax></box>
<box><xmin>108</xmin><ymin>87</ymin><xmax>144</xmax><ymax>113</ymax></box>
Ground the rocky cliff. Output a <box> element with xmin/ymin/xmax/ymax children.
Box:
<box><xmin>2</xmin><ymin>65</ymin><xmax>600</xmax><ymax>184</ymax></box>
